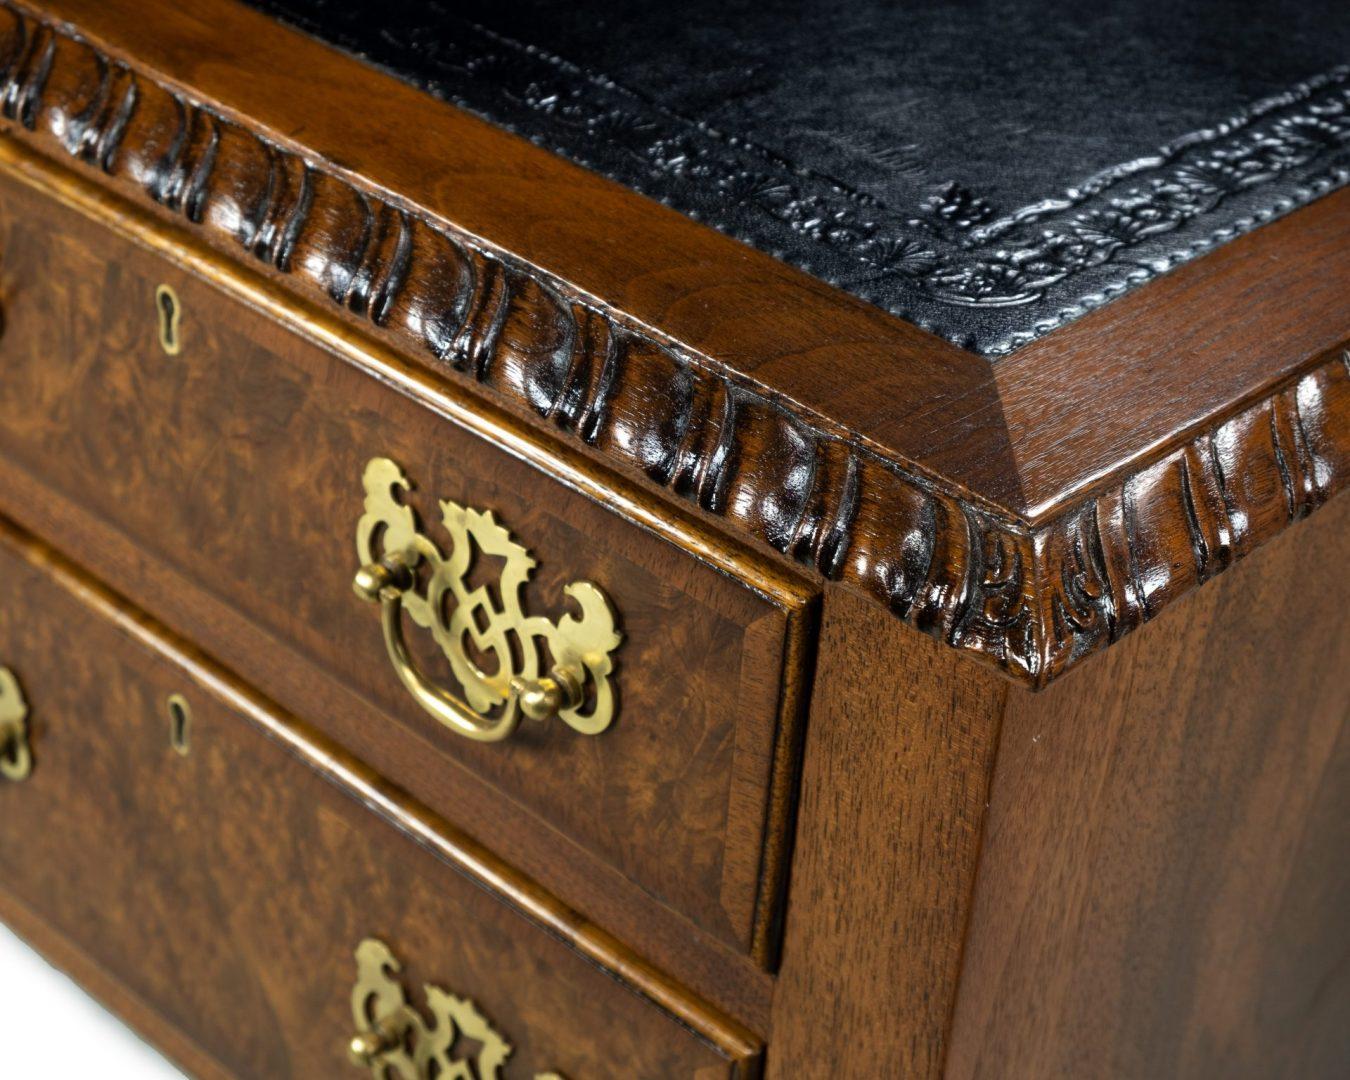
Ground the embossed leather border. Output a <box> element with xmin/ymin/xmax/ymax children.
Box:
<box><xmin>0</xmin><ymin>2</ymin><xmax>1345</xmax><ymax>689</ymax></box>
<box><xmin>247</xmin><ymin>1</ymin><xmax>1350</xmax><ymax>356</ymax></box>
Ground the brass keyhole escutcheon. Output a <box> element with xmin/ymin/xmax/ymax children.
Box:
<box><xmin>167</xmin><ymin>693</ymin><xmax>192</xmax><ymax>756</ymax></box>
<box><xmin>155</xmin><ymin>283</ymin><xmax>182</xmax><ymax>355</ymax></box>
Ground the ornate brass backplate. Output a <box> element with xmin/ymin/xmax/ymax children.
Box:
<box><xmin>348</xmin><ymin>937</ymin><xmax>564</xmax><ymax>1080</ymax></box>
<box><xmin>0</xmin><ymin>666</ymin><xmax>32</xmax><ymax>782</ymax></box>
<box><xmin>353</xmin><ymin>457</ymin><xmax>621</xmax><ymax>743</ymax></box>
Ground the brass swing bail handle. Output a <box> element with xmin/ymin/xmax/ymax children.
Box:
<box><xmin>347</xmin><ymin>1012</ymin><xmax>411</xmax><ymax>1069</ymax></box>
<box><xmin>0</xmin><ymin>717</ymin><xmax>31</xmax><ymax>782</ymax></box>
<box><xmin>0</xmin><ymin>666</ymin><xmax>32</xmax><ymax>783</ymax></box>
<box><xmin>353</xmin><ymin>556</ymin><xmax>582</xmax><ymax>742</ymax></box>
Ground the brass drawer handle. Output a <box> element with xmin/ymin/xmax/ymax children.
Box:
<box><xmin>0</xmin><ymin>666</ymin><xmax>32</xmax><ymax>782</ymax></box>
<box><xmin>353</xmin><ymin>458</ymin><xmax>621</xmax><ymax>744</ymax></box>
<box><xmin>347</xmin><ymin>1010</ymin><xmax>414</xmax><ymax>1071</ymax></box>
<box><xmin>349</xmin><ymin>938</ymin><xmax>564</xmax><ymax>1079</ymax></box>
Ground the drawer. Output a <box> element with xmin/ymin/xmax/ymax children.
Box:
<box><xmin>0</xmin><ymin>165</ymin><xmax>812</xmax><ymax>965</ymax></box>
<box><xmin>0</xmin><ymin>519</ymin><xmax>760</xmax><ymax>1077</ymax></box>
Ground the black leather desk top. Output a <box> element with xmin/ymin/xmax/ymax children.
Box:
<box><xmin>246</xmin><ymin>0</ymin><xmax>1350</xmax><ymax>356</ymax></box>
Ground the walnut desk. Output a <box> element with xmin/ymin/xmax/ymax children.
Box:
<box><xmin>0</xmin><ymin>1</ymin><xmax>1346</xmax><ymax>1076</ymax></box>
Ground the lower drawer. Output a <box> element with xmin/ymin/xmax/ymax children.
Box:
<box><xmin>0</xmin><ymin>520</ymin><xmax>759</xmax><ymax>1078</ymax></box>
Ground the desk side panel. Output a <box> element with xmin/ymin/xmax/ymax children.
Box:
<box><xmin>947</xmin><ymin>495</ymin><xmax>1350</xmax><ymax>1078</ymax></box>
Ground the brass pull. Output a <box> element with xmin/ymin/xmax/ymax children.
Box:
<box><xmin>349</xmin><ymin>938</ymin><xmax>564</xmax><ymax>1079</ymax></box>
<box><xmin>347</xmin><ymin>1012</ymin><xmax>412</xmax><ymax>1070</ymax></box>
<box><xmin>353</xmin><ymin>458</ymin><xmax>621</xmax><ymax>745</ymax></box>
<box><xmin>353</xmin><ymin>555</ymin><xmax>583</xmax><ymax>742</ymax></box>
<box><xmin>0</xmin><ymin>666</ymin><xmax>32</xmax><ymax>782</ymax></box>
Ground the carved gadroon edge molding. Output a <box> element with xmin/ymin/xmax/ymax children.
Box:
<box><xmin>0</xmin><ymin>4</ymin><xmax>1346</xmax><ymax>689</ymax></box>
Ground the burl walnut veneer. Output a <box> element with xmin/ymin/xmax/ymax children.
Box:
<box><xmin>0</xmin><ymin>1</ymin><xmax>1345</xmax><ymax>1076</ymax></box>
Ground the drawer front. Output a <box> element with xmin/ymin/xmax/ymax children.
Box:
<box><xmin>0</xmin><ymin>522</ymin><xmax>758</xmax><ymax>1078</ymax></box>
<box><xmin>0</xmin><ymin>166</ymin><xmax>811</xmax><ymax>963</ymax></box>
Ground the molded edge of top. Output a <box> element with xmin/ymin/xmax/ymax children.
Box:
<box><xmin>2</xmin><ymin>0</ymin><xmax>1346</xmax><ymax>689</ymax></box>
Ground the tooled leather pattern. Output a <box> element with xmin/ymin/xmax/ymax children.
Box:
<box><xmin>245</xmin><ymin>0</ymin><xmax>1350</xmax><ymax>356</ymax></box>
<box><xmin>3</xmin><ymin>1</ymin><xmax>1346</xmax><ymax>688</ymax></box>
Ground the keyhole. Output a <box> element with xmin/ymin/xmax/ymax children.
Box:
<box><xmin>155</xmin><ymin>284</ymin><xmax>181</xmax><ymax>355</ymax></box>
<box><xmin>167</xmin><ymin>693</ymin><xmax>192</xmax><ymax>756</ymax></box>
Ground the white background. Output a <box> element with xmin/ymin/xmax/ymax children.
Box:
<box><xmin>0</xmin><ymin>922</ymin><xmax>185</xmax><ymax>1077</ymax></box>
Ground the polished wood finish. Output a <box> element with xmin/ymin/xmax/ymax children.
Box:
<box><xmin>0</xmin><ymin>0</ymin><xmax>1345</xmax><ymax>688</ymax></box>
<box><xmin>768</xmin><ymin>589</ymin><xmax>1010</xmax><ymax>1078</ymax></box>
<box><xmin>0</xmin><ymin>893</ymin><xmax>235</xmax><ymax>1080</ymax></box>
<box><xmin>946</xmin><ymin>491</ymin><xmax>1350</xmax><ymax>1078</ymax></box>
<box><xmin>0</xmin><ymin>163</ymin><xmax>813</xmax><ymax>969</ymax></box>
<box><xmin>997</xmin><ymin>191</ymin><xmax>1350</xmax><ymax>516</ymax></box>
<box><xmin>771</xmin><ymin>498</ymin><xmax>1350</xmax><ymax>1077</ymax></box>
<box><xmin>0</xmin><ymin>440</ymin><xmax>779</xmax><ymax>1036</ymax></box>
<box><xmin>0</xmin><ymin>517</ymin><xmax>760</xmax><ymax>1076</ymax></box>
<box><xmin>0</xmin><ymin>0</ymin><xmax>1345</xmax><ymax>1075</ymax></box>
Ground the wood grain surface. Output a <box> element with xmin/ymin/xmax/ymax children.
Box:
<box><xmin>0</xmin><ymin>0</ymin><xmax>1344</xmax><ymax>688</ymax></box>
<box><xmin>998</xmin><ymin>189</ymin><xmax>1350</xmax><ymax>517</ymax></box>
<box><xmin>0</xmin><ymin>163</ymin><xmax>814</xmax><ymax>971</ymax></box>
<box><xmin>771</xmin><ymin>498</ymin><xmax>1350</xmax><ymax>1078</ymax></box>
<box><xmin>0</xmin><ymin>1</ymin><xmax>1347</xmax><ymax>1075</ymax></box>
<box><xmin>0</xmin><ymin>447</ymin><xmax>780</xmax><ymax>1036</ymax></box>
<box><xmin>946</xmin><ymin>492</ymin><xmax>1350</xmax><ymax>1079</ymax></box>
<box><xmin>767</xmin><ymin>588</ymin><xmax>1011</xmax><ymax>1078</ymax></box>
<box><xmin>0</xmin><ymin>515</ymin><xmax>761</xmax><ymax>1077</ymax></box>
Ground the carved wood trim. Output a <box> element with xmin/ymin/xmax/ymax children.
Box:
<box><xmin>1033</xmin><ymin>354</ymin><xmax>1350</xmax><ymax>683</ymax></box>
<box><xmin>0</xmin><ymin>1</ymin><xmax>1345</xmax><ymax>689</ymax></box>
